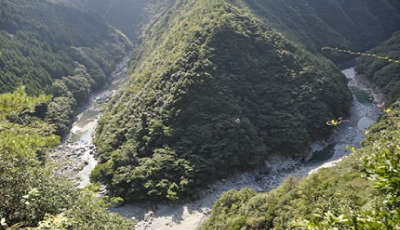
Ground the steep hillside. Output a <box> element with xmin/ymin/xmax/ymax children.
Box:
<box><xmin>201</xmin><ymin>104</ymin><xmax>400</xmax><ymax>230</ymax></box>
<box><xmin>201</xmin><ymin>33</ymin><xmax>400</xmax><ymax>230</ymax></box>
<box><xmin>0</xmin><ymin>88</ymin><xmax>135</xmax><ymax>229</ymax></box>
<box><xmin>52</xmin><ymin>0</ymin><xmax>147</xmax><ymax>42</ymax></box>
<box><xmin>0</xmin><ymin>0</ymin><xmax>132</xmax><ymax>134</ymax></box>
<box><xmin>356</xmin><ymin>31</ymin><xmax>400</xmax><ymax>104</ymax></box>
<box><xmin>92</xmin><ymin>0</ymin><xmax>351</xmax><ymax>202</ymax></box>
<box><xmin>83</xmin><ymin>0</ymin><xmax>147</xmax><ymax>42</ymax></box>
<box><xmin>232</xmin><ymin>0</ymin><xmax>400</xmax><ymax>62</ymax></box>
<box><xmin>53</xmin><ymin>0</ymin><xmax>400</xmax><ymax>62</ymax></box>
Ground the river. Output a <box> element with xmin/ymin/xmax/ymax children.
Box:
<box><xmin>57</xmin><ymin>66</ymin><xmax>382</xmax><ymax>229</ymax></box>
<box><xmin>110</xmin><ymin>67</ymin><xmax>383</xmax><ymax>230</ymax></box>
<box><xmin>50</xmin><ymin>56</ymin><xmax>130</xmax><ymax>187</ymax></box>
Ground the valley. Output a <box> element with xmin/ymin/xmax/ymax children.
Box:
<box><xmin>81</xmin><ymin>67</ymin><xmax>382</xmax><ymax>230</ymax></box>
<box><xmin>1</xmin><ymin>0</ymin><xmax>400</xmax><ymax>229</ymax></box>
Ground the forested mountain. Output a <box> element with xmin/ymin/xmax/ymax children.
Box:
<box><xmin>91</xmin><ymin>0</ymin><xmax>352</xmax><ymax>202</ymax></box>
<box><xmin>82</xmin><ymin>0</ymin><xmax>147</xmax><ymax>43</ymax></box>
<box><xmin>90</xmin><ymin>0</ymin><xmax>400</xmax><ymax>204</ymax></box>
<box><xmin>0</xmin><ymin>0</ymin><xmax>132</xmax><ymax>134</ymax></box>
<box><xmin>1</xmin><ymin>0</ymin><xmax>400</xmax><ymax>228</ymax></box>
<box><xmin>52</xmin><ymin>0</ymin><xmax>147</xmax><ymax>42</ymax></box>
<box><xmin>0</xmin><ymin>88</ymin><xmax>134</xmax><ymax>229</ymax></box>
<box><xmin>201</xmin><ymin>33</ymin><xmax>400</xmax><ymax>229</ymax></box>
<box><xmin>0</xmin><ymin>1</ymin><xmax>135</xmax><ymax>228</ymax></box>
<box><xmin>55</xmin><ymin>0</ymin><xmax>400</xmax><ymax>63</ymax></box>
<box><xmin>356</xmin><ymin>31</ymin><xmax>400</xmax><ymax>103</ymax></box>
<box><xmin>236</xmin><ymin>0</ymin><xmax>400</xmax><ymax>62</ymax></box>
<box><xmin>66</xmin><ymin>0</ymin><xmax>400</xmax><ymax>63</ymax></box>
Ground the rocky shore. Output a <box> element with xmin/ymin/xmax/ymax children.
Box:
<box><xmin>111</xmin><ymin>67</ymin><xmax>383</xmax><ymax>230</ymax></box>
<box><xmin>49</xmin><ymin>142</ymin><xmax>97</xmax><ymax>181</ymax></box>
<box><xmin>49</xmin><ymin>66</ymin><xmax>382</xmax><ymax>230</ymax></box>
<box><xmin>48</xmin><ymin>56</ymin><xmax>129</xmax><ymax>187</ymax></box>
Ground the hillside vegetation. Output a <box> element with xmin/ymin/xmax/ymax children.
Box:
<box><xmin>201</xmin><ymin>34</ymin><xmax>400</xmax><ymax>230</ymax></box>
<box><xmin>53</xmin><ymin>0</ymin><xmax>147</xmax><ymax>42</ymax></box>
<box><xmin>356</xmin><ymin>31</ymin><xmax>400</xmax><ymax>104</ymax></box>
<box><xmin>0</xmin><ymin>0</ymin><xmax>398</xmax><ymax>228</ymax></box>
<box><xmin>201</xmin><ymin>102</ymin><xmax>400</xmax><ymax>230</ymax></box>
<box><xmin>83</xmin><ymin>0</ymin><xmax>147</xmax><ymax>43</ymax></box>
<box><xmin>55</xmin><ymin>0</ymin><xmax>400</xmax><ymax>62</ymax></box>
<box><xmin>0</xmin><ymin>1</ymin><xmax>136</xmax><ymax>228</ymax></box>
<box><xmin>92</xmin><ymin>0</ymin><xmax>352</xmax><ymax>202</ymax></box>
<box><xmin>0</xmin><ymin>0</ymin><xmax>132</xmax><ymax>134</ymax></box>
<box><xmin>235</xmin><ymin>0</ymin><xmax>400</xmax><ymax>62</ymax></box>
<box><xmin>0</xmin><ymin>88</ymin><xmax>135</xmax><ymax>229</ymax></box>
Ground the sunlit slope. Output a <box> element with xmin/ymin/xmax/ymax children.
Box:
<box><xmin>0</xmin><ymin>0</ymin><xmax>132</xmax><ymax>133</ymax></box>
<box><xmin>61</xmin><ymin>0</ymin><xmax>400</xmax><ymax>63</ymax></box>
<box><xmin>201</xmin><ymin>27</ymin><xmax>400</xmax><ymax>230</ymax></box>
<box><xmin>92</xmin><ymin>0</ymin><xmax>351</xmax><ymax>202</ymax></box>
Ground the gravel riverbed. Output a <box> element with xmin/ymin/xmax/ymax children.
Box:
<box><xmin>50</xmin><ymin>67</ymin><xmax>383</xmax><ymax>230</ymax></box>
<box><xmin>111</xmin><ymin>67</ymin><xmax>384</xmax><ymax>230</ymax></box>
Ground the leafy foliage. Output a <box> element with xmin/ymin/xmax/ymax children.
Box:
<box><xmin>36</xmin><ymin>185</ymin><xmax>135</xmax><ymax>230</ymax></box>
<box><xmin>0</xmin><ymin>88</ymin><xmax>135</xmax><ymax>229</ymax></box>
<box><xmin>234</xmin><ymin>0</ymin><xmax>400</xmax><ymax>63</ymax></box>
<box><xmin>93</xmin><ymin>0</ymin><xmax>351</xmax><ymax>202</ymax></box>
<box><xmin>0</xmin><ymin>0</ymin><xmax>132</xmax><ymax>134</ymax></box>
<box><xmin>201</xmin><ymin>38</ymin><xmax>400</xmax><ymax>229</ymax></box>
<box><xmin>356</xmin><ymin>31</ymin><xmax>400</xmax><ymax>104</ymax></box>
<box><xmin>200</xmin><ymin>154</ymin><xmax>375</xmax><ymax>229</ymax></box>
<box><xmin>201</xmin><ymin>111</ymin><xmax>400</xmax><ymax>229</ymax></box>
<box><xmin>291</xmin><ymin>105</ymin><xmax>400</xmax><ymax>230</ymax></box>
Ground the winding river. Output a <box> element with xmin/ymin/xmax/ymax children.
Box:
<box><xmin>51</xmin><ymin>56</ymin><xmax>130</xmax><ymax>188</ymax></box>
<box><xmin>63</xmin><ymin>66</ymin><xmax>382</xmax><ymax>229</ymax></box>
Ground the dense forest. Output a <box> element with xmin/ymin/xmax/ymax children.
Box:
<box><xmin>53</xmin><ymin>0</ymin><xmax>147</xmax><ymax>42</ymax></box>
<box><xmin>91</xmin><ymin>0</ymin><xmax>400</xmax><ymax>204</ymax></box>
<box><xmin>61</xmin><ymin>0</ymin><xmax>400</xmax><ymax>62</ymax></box>
<box><xmin>201</xmin><ymin>30</ymin><xmax>400</xmax><ymax>230</ymax></box>
<box><xmin>0</xmin><ymin>0</ymin><xmax>134</xmax><ymax>229</ymax></box>
<box><xmin>201</xmin><ymin>69</ymin><xmax>400</xmax><ymax>229</ymax></box>
<box><xmin>0</xmin><ymin>0</ymin><xmax>132</xmax><ymax>134</ymax></box>
<box><xmin>2</xmin><ymin>0</ymin><xmax>400</xmax><ymax>228</ymax></box>
<box><xmin>236</xmin><ymin>0</ymin><xmax>400</xmax><ymax>62</ymax></box>
<box><xmin>0</xmin><ymin>88</ymin><xmax>135</xmax><ymax>229</ymax></box>
<box><xmin>91</xmin><ymin>0</ymin><xmax>353</xmax><ymax>202</ymax></box>
<box><xmin>356</xmin><ymin>31</ymin><xmax>400</xmax><ymax>104</ymax></box>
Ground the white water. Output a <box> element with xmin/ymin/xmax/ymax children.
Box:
<box><xmin>62</xmin><ymin>56</ymin><xmax>130</xmax><ymax>188</ymax></box>
<box><xmin>56</xmin><ymin>65</ymin><xmax>383</xmax><ymax>229</ymax></box>
<box><xmin>110</xmin><ymin>67</ymin><xmax>383</xmax><ymax>230</ymax></box>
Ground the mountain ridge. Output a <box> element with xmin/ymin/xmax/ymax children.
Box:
<box><xmin>92</xmin><ymin>0</ymin><xmax>351</xmax><ymax>202</ymax></box>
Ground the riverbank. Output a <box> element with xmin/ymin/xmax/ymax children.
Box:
<box><xmin>111</xmin><ymin>67</ymin><xmax>383</xmax><ymax>230</ymax></box>
<box><xmin>49</xmin><ymin>56</ymin><xmax>130</xmax><ymax>187</ymax></box>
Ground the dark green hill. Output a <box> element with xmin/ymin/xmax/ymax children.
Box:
<box><xmin>92</xmin><ymin>0</ymin><xmax>351</xmax><ymax>202</ymax></box>
<box><xmin>52</xmin><ymin>0</ymin><xmax>147</xmax><ymax>43</ymax></box>
<box><xmin>232</xmin><ymin>0</ymin><xmax>400</xmax><ymax>62</ymax></box>
<box><xmin>0</xmin><ymin>88</ymin><xmax>135</xmax><ymax>229</ymax></box>
<box><xmin>54</xmin><ymin>0</ymin><xmax>400</xmax><ymax>62</ymax></box>
<box><xmin>356</xmin><ymin>31</ymin><xmax>400</xmax><ymax>104</ymax></box>
<box><xmin>84</xmin><ymin>0</ymin><xmax>400</xmax><ymax>61</ymax></box>
<box><xmin>0</xmin><ymin>0</ymin><xmax>132</xmax><ymax>134</ymax></box>
<box><xmin>201</xmin><ymin>30</ymin><xmax>400</xmax><ymax>230</ymax></box>
<box><xmin>83</xmin><ymin>0</ymin><xmax>147</xmax><ymax>43</ymax></box>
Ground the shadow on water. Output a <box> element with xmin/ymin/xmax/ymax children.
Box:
<box><xmin>304</xmin><ymin>144</ymin><xmax>335</xmax><ymax>167</ymax></box>
<box><xmin>112</xmin><ymin>67</ymin><xmax>383</xmax><ymax>230</ymax></box>
<box><xmin>350</xmin><ymin>86</ymin><xmax>374</xmax><ymax>106</ymax></box>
